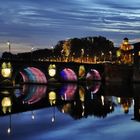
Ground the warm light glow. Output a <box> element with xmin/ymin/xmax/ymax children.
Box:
<box><xmin>139</xmin><ymin>109</ymin><xmax>140</xmax><ymax>114</ymax></box>
<box><xmin>109</xmin><ymin>51</ymin><xmax>112</xmax><ymax>55</ymax></box>
<box><xmin>2</xmin><ymin>62</ymin><xmax>7</xmax><ymax>69</ymax></box>
<box><xmin>61</xmin><ymin>103</ymin><xmax>71</xmax><ymax>113</ymax></box>
<box><xmin>101</xmin><ymin>96</ymin><xmax>104</xmax><ymax>106</ymax></box>
<box><xmin>101</xmin><ymin>52</ymin><xmax>104</xmax><ymax>56</ymax></box>
<box><xmin>116</xmin><ymin>50</ymin><xmax>121</xmax><ymax>57</ymax></box>
<box><xmin>79</xmin><ymin>65</ymin><xmax>85</xmax><ymax>78</ymax></box>
<box><xmin>117</xmin><ymin>97</ymin><xmax>121</xmax><ymax>104</ymax></box>
<box><xmin>123</xmin><ymin>41</ymin><xmax>128</xmax><ymax>45</ymax></box>
<box><xmin>2</xmin><ymin>97</ymin><xmax>12</xmax><ymax>107</ymax></box>
<box><xmin>49</xmin><ymin>91</ymin><xmax>56</xmax><ymax>105</ymax></box>
<box><xmin>7</xmin><ymin>41</ymin><xmax>10</xmax><ymax>46</ymax></box>
<box><xmin>48</xmin><ymin>64</ymin><xmax>56</xmax><ymax>77</ymax></box>
<box><xmin>48</xmin><ymin>69</ymin><xmax>56</xmax><ymax>77</ymax></box>
<box><xmin>62</xmin><ymin>109</ymin><xmax>65</xmax><ymax>113</ymax></box>
<box><xmin>1</xmin><ymin>68</ymin><xmax>12</xmax><ymax>78</ymax></box>
<box><xmin>82</xmin><ymin>111</ymin><xmax>84</xmax><ymax>116</ymax></box>
<box><xmin>1</xmin><ymin>62</ymin><xmax>12</xmax><ymax>78</ymax></box>
<box><xmin>79</xmin><ymin>86</ymin><xmax>85</xmax><ymax>102</ymax></box>
<box><xmin>1</xmin><ymin>90</ymin><xmax>10</xmax><ymax>94</ymax></box>
<box><xmin>1</xmin><ymin>97</ymin><xmax>12</xmax><ymax>114</ymax></box>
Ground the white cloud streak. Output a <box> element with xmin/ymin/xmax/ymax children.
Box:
<box><xmin>0</xmin><ymin>0</ymin><xmax>140</xmax><ymax>53</ymax></box>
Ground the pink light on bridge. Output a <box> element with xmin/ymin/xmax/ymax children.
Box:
<box><xmin>20</xmin><ymin>67</ymin><xmax>47</xmax><ymax>84</ymax></box>
<box><xmin>86</xmin><ymin>69</ymin><xmax>101</xmax><ymax>81</ymax></box>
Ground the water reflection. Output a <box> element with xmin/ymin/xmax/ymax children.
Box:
<box><xmin>22</xmin><ymin>85</ymin><xmax>47</xmax><ymax>104</ymax></box>
<box><xmin>1</xmin><ymin>82</ymin><xmax>140</xmax><ymax>137</ymax></box>
<box><xmin>59</xmin><ymin>83</ymin><xmax>77</xmax><ymax>100</ymax></box>
<box><xmin>133</xmin><ymin>97</ymin><xmax>140</xmax><ymax>121</ymax></box>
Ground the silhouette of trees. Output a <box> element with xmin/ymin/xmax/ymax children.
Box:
<box><xmin>1</xmin><ymin>36</ymin><xmax>115</xmax><ymax>61</ymax></box>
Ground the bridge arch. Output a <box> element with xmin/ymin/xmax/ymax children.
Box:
<box><xmin>60</xmin><ymin>68</ymin><xmax>77</xmax><ymax>82</ymax></box>
<box><xmin>86</xmin><ymin>69</ymin><xmax>101</xmax><ymax>81</ymax></box>
<box><xmin>13</xmin><ymin>66</ymin><xmax>47</xmax><ymax>84</ymax></box>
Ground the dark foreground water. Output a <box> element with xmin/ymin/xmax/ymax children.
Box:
<box><xmin>0</xmin><ymin>82</ymin><xmax>140</xmax><ymax>140</ymax></box>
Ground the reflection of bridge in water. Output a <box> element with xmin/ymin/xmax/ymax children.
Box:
<box><xmin>1</xmin><ymin>83</ymin><xmax>140</xmax><ymax>121</ymax></box>
<box><xmin>1</xmin><ymin>82</ymin><xmax>140</xmax><ymax>135</ymax></box>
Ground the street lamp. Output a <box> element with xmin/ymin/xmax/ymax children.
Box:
<box><xmin>7</xmin><ymin>41</ymin><xmax>11</xmax><ymax>53</ymax></box>
<box><xmin>101</xmin><ymin>52</ymin><xmax>104</xmax><ymax>62</ymax></box>
<box><xmin>109</xmin><ymin>51</ymin><xmax>112</xmax><ymax>61</ymax></box>
<box><xmin>31</xmin><ymin>47</ymin><xmax>34</xmax><ymax>60</ymax></box>
<box><xmin>50</xmin><ymin>46</ymin><xmax>54</xmax><ymax>61</ymax></box>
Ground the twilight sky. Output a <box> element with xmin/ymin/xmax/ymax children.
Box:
<box><xmin>0</xmin><ymin>0</ymin><xmax>140</xmax><ymax>55</ymax></box>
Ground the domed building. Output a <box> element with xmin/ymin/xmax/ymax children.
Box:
<box><xmin>119</xmin><ymin>38</ymin><xmax>133</xmax><ymax>64</ymax></box>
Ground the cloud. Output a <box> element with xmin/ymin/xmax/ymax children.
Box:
<box><xmin>129</xmin><ymin>38</ymin><xmax>140</xmax><ymax>44</ymax></box>
<box><xmin>0</xmin><ymin>0</ymin><xmax>140</xmax><ymax>53</ymax></box>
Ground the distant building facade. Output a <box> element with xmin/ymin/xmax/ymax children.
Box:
<box><xmin>119</xmin><ymin>38</ymin><xmax>133</xmax><ymax>64</ymax></box>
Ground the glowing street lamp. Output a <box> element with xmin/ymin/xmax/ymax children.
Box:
<box><xmin>101</xmin><ymin>52</ymin><xmax>105</xmax><ymax>62</ymax></box>
<box><xmin>109</xmin><ymin>51</ymin><xmax>112</xmax><ymax>61</ymax></box>
<box><xmin>30</xmin><ymin>47</ymin><xmax>34</xmax><ymax>63</ymax></box>
<box><xmin>7</xmin><ymin>41</ymin><xmax>11</xmax><ymax>53</ymax></box>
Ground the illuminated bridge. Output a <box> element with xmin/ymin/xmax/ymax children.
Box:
<box><xmin>0</xmin><ymin>60</ymin><xmax>106</xmax><ymax>86</ymax></box>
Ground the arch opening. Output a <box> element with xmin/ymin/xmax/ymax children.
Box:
<box><xmin>60</xmin><ymin>68</ymin><xmax>77</xmax><ymax>82</ymax></box>
<box><xmin>86</xmin><ymin>69</ymin><xmax>101</xmax><ymax>81</ymax></box>
<box><xmin>17</xmin><ymin>67</ymin><xmax>47</xmax><ymax>84</ymax></box>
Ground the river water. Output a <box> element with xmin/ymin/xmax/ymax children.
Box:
<box><xmin>0</xmin><ymin>82</ymin><xmax>140</xmax><ymax>140</ymax></box>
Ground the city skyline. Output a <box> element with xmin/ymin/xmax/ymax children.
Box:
<box><xmin>0</xmin><ymin>0</ymin><xmax>140</xmax><ymax>55</ymax></box>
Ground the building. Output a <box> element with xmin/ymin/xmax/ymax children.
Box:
<box><xmin>119</xmin><ymin>38</ymin><xmax>133</xmax><ymax>64</ymax></box>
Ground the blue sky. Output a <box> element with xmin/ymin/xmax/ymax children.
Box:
<box><xmin>0</xmin><ymin>0</ymin><xmax>140</xmax><ymax>54</ymax></box>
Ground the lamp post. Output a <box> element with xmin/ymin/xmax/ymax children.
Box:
<box><xmin>109</xmin><ymin>51</ymin><xmax>112</xmax><ymax>62</ymax></box>
<box><xmin>7</xmin><ymin>41</ymin><xmax>11</xmax><ymax>53</ymax></box>
<box><xmin>101</xmin><ymin>52</ymin><xmax>104</xmax><ymax>62</ymax></box>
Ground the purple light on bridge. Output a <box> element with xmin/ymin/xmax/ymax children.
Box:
<box><xmin>59</xmin><ymin>84</ymin><xmax>77</xmax><ymax>100</ymax></box>
<box><xmin>60</xmin><ymin>68</ymin><xmax>77</xmax><ymax>81</ymax></box>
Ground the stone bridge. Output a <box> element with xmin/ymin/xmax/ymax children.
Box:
<box><xmin>0</xmin><ymin>60</ymin><xmax>105</xmax><ymax>86</ymax></box>
<box><xmin>1</xmin><ymin>59</ymin><xmax>139</xmax><ymax>86</ymax></box>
